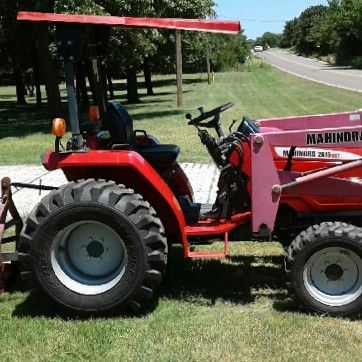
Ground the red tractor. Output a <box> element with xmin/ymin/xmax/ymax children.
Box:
<box><xmin>1</xmin><ymin>12</ymin><xmax>361</xmax><ymax>317</ymax></box>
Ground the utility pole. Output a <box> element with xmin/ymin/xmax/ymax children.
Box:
<box><xmin>175</xmin><ymin>30</ymin><xmax>183</xmax><ymax>108</ymax></box>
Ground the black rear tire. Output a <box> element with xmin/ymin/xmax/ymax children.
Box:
<box><xmin>19</xmin><ymin>179</ymin><xmax>167</xmax><ymax>315</ymax></box>
<box><xmin>286</xmin><ymin>222</ymin><xmax>362</xmax><ymax>317</ymax></box>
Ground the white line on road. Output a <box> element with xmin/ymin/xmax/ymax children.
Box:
<box><xmin>260</xmin><ymin>54</ymin><xmax>362</xmax><ymax>93</ymax></box>
<box><xmin>268</xmin><ymin>51</ymin><xmax>362</xmax><ymax>78</ymax></box>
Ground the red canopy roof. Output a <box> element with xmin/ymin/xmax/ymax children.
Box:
<box><xmin>17</xmin><ymin>12</ymin><xmax>240</xmax><ymax>34</ymax></box>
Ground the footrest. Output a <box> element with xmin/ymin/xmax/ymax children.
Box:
<box><xmin>184</xmin><ymin>212</ymin><xmax>251</xmax><ymax>259</ymax></box>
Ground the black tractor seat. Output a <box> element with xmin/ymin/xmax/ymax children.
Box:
<box><xmin>103</xmin><ymin>101</ymin><xmax>180</xmax><ymax>172</ymax></box>
<box><xmin>139</xmin><ymin>144</ymin><xmax>180</xmax><ymax>171</ymax></box>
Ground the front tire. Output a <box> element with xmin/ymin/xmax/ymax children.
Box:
<box><xmin>19</xmin><ymin>179</ymin><xmax>167</xmax><ymax>315</ymax></box>
<box><xmin>286</xmin><ymin>222</ymin><xmax>362</xmax><ymax>316</ymax></box>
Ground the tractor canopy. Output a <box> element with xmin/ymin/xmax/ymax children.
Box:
<box><xmin>17</xmin><ymin>11</ymin><xmax>240</xmax><ymax>34</ymax></box>
<box><xmin>17</xmin><ymin>11</ymin><xmax>240</xmax><ymax>150</ymax></box>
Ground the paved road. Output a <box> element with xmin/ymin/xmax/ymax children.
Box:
<box><xmin>0</xmin><ymin>164</ymin><xmax>219</xmax><ymax>217</ymax></box>
<box><xmin>257</xmin><ymin>49</ymin><xmax>362</xmax><ymax>93</ymax></box>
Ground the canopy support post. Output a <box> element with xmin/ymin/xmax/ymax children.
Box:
<box><xmin>64</xmin><ymin>60</ymin><xmax>85</xmax><ymax>150</ymax></box>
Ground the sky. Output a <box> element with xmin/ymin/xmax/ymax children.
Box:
<box><xmin>215</xmin><ymin>0</ymin><xmax>328</xmax><ymax>39</ymax></box>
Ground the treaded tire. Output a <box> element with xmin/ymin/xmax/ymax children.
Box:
<box><xmin>19</xmin><ymin>179</ymin><xmax>167</xmax><ymax>315</ymax></box>
<box><xmin>286</xmin><ymin>222</ymin><xmax>362</xmax><ymax>317</ymax></box>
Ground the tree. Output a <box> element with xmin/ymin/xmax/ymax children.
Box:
<box><xmin>153</xmin><ymin>0</ymin><xmax>216</xmax><ymax>106</ymax></box>
<box><xmin>97</xmin><ymin>0</ymin><xmax>156</xmax><ymax>103</ymax></box>
<box><xmin>293</xmin><ymin>5</ymin><xmax>328</xmax><ymax>56</ymax></box>
<box><xmin>0</xmin><ymin>0</ymin><xmax>248</xmax><ymax>112</ymax></box>
<box><xmin>255</xmin><ymin>32</ymin><xmax>282</xmax><ymax>49</ymax></box>
<box><xmin>0</xmin><ymin>1</ymin><xmax>32</xmax><ymax>105</ymax></box>
<box><xmin>55</xmin><ymin>0</ymin><xmax>105</xmax><ymax>15</ymax></box>
<box><xmin>282</xmin><ymin>0</ymin><xmax>362</xmax><ymax>64</ymax></box>
<box><xmin>281</xmin><ymin>18</ymin><xmax>298</xmax><ymax>48</ymax></box>
<box><xmin>209</xmin><ymin>33</ymin><xmax>249</xmax><ymax>71</ymax></box>
<box><xmin>53</xmin><ymin>0</ymin><xmax>218</xmax><ymax>103</ymax></box>
<box><xmin>313</xmin><ymin>0</ymin><xmax>362</xmax><ymax>63</ymax></box>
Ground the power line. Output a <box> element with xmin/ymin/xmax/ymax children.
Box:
<box><xmin>217</xmin><ymin>14</ymin><xmax>287</xmax><ymax>23</ymax></box>
<box><xmin>240</xmin><ymin>18</ymin><xmax>287</xmax><ymax>23</ymax></box>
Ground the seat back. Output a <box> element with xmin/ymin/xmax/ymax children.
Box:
<box><xmin>102</xmin><ymin>101</ymin><xmax>180</xmax><ymax>173</ymax></box>
<box><xmin>103</xmin><ymin>101</ymin><xmax>135</xmax><ymax>145</ymax></box>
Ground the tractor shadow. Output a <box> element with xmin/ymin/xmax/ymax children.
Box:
<box><xmin>159</xmin><ymin>246</ymin><xmax>288</xmax><ymax>306</ymax></box>
<box><xmin>161</xmin><ymin>248</ymin><xmax>362</xmax><ymax>320</ymax></box>
<box><xmin>111</xmin><ymin>76</ymin><xmax>206</xmax><ymax>94</ymax></box>
<box><xmin>11</xmin><ymin>287</ymin><xmax>162</xmax><ymax>320</ymax></box>
<box><xmin>12</xmin><ymin>245</ymin><xmax>359</xmax><ymax>320</ymax></box>
<box><xmin>11</xmin><ymin>245</ymin><xmax>288</xmax><ymax>320</ymax></box>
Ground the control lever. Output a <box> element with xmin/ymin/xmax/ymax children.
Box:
<box><xmin>229</xmin><ymin>120</ymin><xmax>237</xmax><ymax>133</ymax></box>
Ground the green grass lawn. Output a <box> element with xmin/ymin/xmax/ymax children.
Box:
<box><xmin>1</xmin><ymin>69</ymin><xmax>362</xmax><ymax>360</ymax></box>
<box><xmin>1</xmin><ymin>242</ymin><xmax>361</xmax><ymax>361</ymax></box>
<box><xmin>0</xmin><ymin>67</ymin><xmax>361</xmax><ymax>165</ymax></box>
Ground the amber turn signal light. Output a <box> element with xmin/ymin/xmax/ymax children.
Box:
<box><xmin>89</xmin><ymin>105</ymin><xmax>100</xmax><ymax>122</ymax></box>
<box><xmin>52</xmin><ymin>118</ymin><xmax>66</xmax><ymax>137</ymax></box>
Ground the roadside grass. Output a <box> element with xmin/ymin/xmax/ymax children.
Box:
<box><xmin>1</xmin><ymin>241</ymin><xmax>361</xmax><ymax>361</ymax></box>
<box><xmin>0</xmin><ymin>67</ymin><xmax>361</xmax><ymax>165</ymax></box>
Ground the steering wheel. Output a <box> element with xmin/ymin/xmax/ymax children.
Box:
<box><xmin>186</xmin><ymin>102</ymin><xmax>234</xmax><ymax>127</ymax></box>
<box><xmin>186</xmin><ymin>102</ymin><xmax>234</xmax><ymax>138</ymax></box>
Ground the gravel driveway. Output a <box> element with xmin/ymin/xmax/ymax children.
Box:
<box><xmin>0</xmin><ymin>163</ymin><xmax>219</xmax><ymax>217</ymax></box>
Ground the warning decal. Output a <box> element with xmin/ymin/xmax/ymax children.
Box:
<box><xmin>274</xmin><ymin>147</ymin><xmax>360</xmax><ymax>160</ymax></box>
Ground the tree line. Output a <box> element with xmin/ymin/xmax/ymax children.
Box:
<box><xmin>281</xmin><ymin>0</ymin><xmax>362</xmax><ymax>67</ymax></box>
<box><xmin>0</xmin><ymin>0</ymin><xmax>249</xmax><ymax>117</ymax></box>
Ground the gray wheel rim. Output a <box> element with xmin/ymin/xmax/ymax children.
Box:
<box><xmin>303</xmin><ymin>246</ymin><xmax>362</xmax><ymax>307</ymax></box>
<box><xmin>51</xmin><ymin>221</ymin><xmax>127</xmax><ymax>295</ymax></box>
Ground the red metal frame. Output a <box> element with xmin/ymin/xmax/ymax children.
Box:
<box><xmin>185</xmin><ymin>212</ymin><xmax>251</xmax><ymax>236</ymax></box>
<box><xmin>43</xmin><ymin>149</ymin><xmax>252</xmax><ymax>258</ymax></box>
<box><xmin>185</xmin><ymin>212</ymin><xmax>251</xmax><ymax>258</ymax></box>
<box><xmin>0</xmin><ymin>178</ymin><xmax>23</xmax><ymax>294</ymax></box>
<box><xmin>17</xmin><ymin>12</ymin><xmax>240</xmax><ymax>34</ymax></box>
<box><xmin>43</xmin><ymin>150</ymin><xmax>188</xmax><ymax>248</ymax></box>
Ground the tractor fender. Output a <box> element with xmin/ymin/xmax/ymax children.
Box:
<box><xmin>43</xmin><ymin>150</ymin><xmax>187</xmax><ymax>246</ymax></box>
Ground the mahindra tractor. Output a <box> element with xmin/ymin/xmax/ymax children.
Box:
<box><xmin>1</xmin><ymin>11</ymin><xmax>362</xmax><ymax>317</ymax></box>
